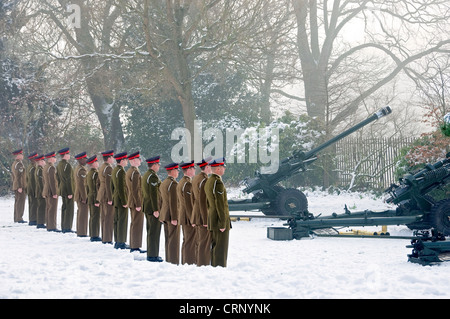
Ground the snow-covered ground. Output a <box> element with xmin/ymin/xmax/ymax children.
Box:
<box><xmin>1</xmin><ymin>188</ymin><xmax>449</xmax><ymax>299</ymax></box>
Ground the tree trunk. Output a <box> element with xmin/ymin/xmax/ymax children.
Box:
<box><xmin>68</xmin><ymin>0</ymin><xmax>125</xmax><ymax>151</ymax></box>
<box><xmin>293</xmin><ymin>0</ymin><xmax>328</xmax><ymax>122</ymax></box>
<box><xmin>302</xmin><ymin>66</ymin><xmax>328</xmax><ymax>120</ymax></box>
<box><xmin>83</xmin><ymin>62</ymin><xmax>125</xmax><ymax>151</ymax></box>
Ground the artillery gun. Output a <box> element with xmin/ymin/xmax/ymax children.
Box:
<box><xmin>286</xmin><ymin>152</ymin><xmax>450</xmax><ymax>239</ymax></box>
<box><xmin>228</xmin><ymin>106</ymin><xmax>392</xmax><ymax>216</ymax></box>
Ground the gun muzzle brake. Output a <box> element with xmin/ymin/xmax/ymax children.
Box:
<box><xmin>375</xmin><ymin>106</ymin><xmax>392</xmax><ymax>119</ymax></box>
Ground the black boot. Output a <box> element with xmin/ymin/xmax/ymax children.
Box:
<box><xmin>130</xmin><ymin>248</ymin><xmax>146</xmax><ymax>253</ymax></box>
<box><xmin>115</xmin><ymin>242</ymin><xmax>128</xmax><ymax>249</ymax></box>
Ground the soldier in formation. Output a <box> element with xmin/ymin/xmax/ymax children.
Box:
<box><xmin>35</xmin><ymin>154</ymin><xmax>46</xmax><ymax>229</ymax></box>
<box><xmin>142</xmin><ymin>156</ymin><xmax>163</xmax><ymax>262</ymax></box>
<box><xmin>86</xmin><ymin>155</ymin><xmax>101</xmax><ymax>242</ymax></box>
<box><xmin>178</xmin><ymin>160</ymin><xmax>196</xmax><ymax>265</ymax></box>
<box><xmin>11</xmin><ymin>149</ymin><xmax>26</xmax><ymax>223</ymax></box>
<box><xmin>111</xmin><ymin>152</ymin><xmax>129</xmax><ymax>249</ymax></box>
<box><xmin>10</xmin><ymin>147</ymin><xmax>231</xmax><ymax>267</ymax></box>
<box><xmin>74</xmin><ymin>152</ymin><xmax>89</xmax><ymax>237</ymax></box>
<box><xmin>192</xmin><ymin>157</ymin><xmax>212</xmax><ymax>266</ymax></box>
<box><xmin>126</xmin><ymin>151</ymin><xmax>145</xmax><ymax>253</ymax></box>
<box><xmin>205</xmin><ymin>157</ymin><xmax>231</xmax><ymax>267</ymax></box>
<box><xmin>97</xmin><ymin>150</ymin><xmax>114</xmax><ymax>244</ymax></box>
<box><xmin>160</xmin><ymin>162</ymin><xmax>180</xmax><ymax>264</ymax></box>
<box><xmin>56</xmin><ymin>148</ymin><xmax>75</xmax><ymax>233</ymax></box>
<box><xmin>26</xmin><ymin>152</ymin><xmax>38</xmax><ymax>225</ymax></box>
<box><xmin>43</xmin><ymin>152</ymin><xmax>58</xmax><ymax>232</ymax></box>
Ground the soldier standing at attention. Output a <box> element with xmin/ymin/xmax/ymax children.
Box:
<box><xmin>126</xmin><ymin>152</ymin><xmax>145</xmax><ymax>253</ymax></box>
<box><xmin>160</xmin><ymin>162</ymin><xmax>180</xmax><ymax>265</ymax></box>
<box><xmin>43</xmin><ymin>152</ymin><xmax>59</xmax><ymax>232</ymax></box>
<box><xmin>142</xmin><ymin>156</ymin><xmax>163</xmax><ymax>262</ymax></box>
<box><xmin>11</xmin><ymin>149</ymin><xmax>27</xmax><ymax>223</ymax></box>
<box><xmin>74</xmin><ymin>152</ymin><xmax>89</xmax><ymax>237</ymax></box>
<box><xmin>178</xmin><ymin>160</ymin><xmax>196</xmax><ymax>265</ymax></box>
<box><xmin>86</xmin><ymin>155</ymin><xmax>101</xmax><ymax>242</ymax></box>
<box><xmin>26</xmin><ymin>152</ymin><xmax>38</xmax><ymax>226</ymax></box>
<box><xmin>97</xmin><ymin>150</ymin><xmax>114</xmax><ymax>244</ymax></box>
<box><xmin>191</xmin><ymin>157</ymin><xmax>212</xmax><ymax>266</ymax></box>
<box><xmin>35</xmin><ymin>154</ymin><xmax>47</xmax><ymax>229</ymax></box>
<box><xmin>205</xmin><ymin>157</ymin><xmax>231</xmax><ymax>267</ymax></box>
<box><xmin>56</xmin><ymin>148</ymin><xmax>75</xmax><ymax>233</ymax></box>
<box><xmin>111</xmin><ymin>152</ymin><xmax>129</xmax><ymax>249</ymax></box>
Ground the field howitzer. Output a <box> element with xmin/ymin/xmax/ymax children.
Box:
<box><xmin>228</xmin><ymin>106</ymin><xmax>393</xmax><ymax>216</ymax></box>
<box><xmin>287</xmin><ymin>152</ymin><xmax>450</xmax><ymax>239</ymax></box>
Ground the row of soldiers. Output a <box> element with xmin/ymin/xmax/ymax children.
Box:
<box><xmin>10</xmin><ymin>148</ymin><xmax>231</xmax><ymax>267</ymax></box>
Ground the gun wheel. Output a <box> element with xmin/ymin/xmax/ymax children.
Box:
<box><xmin>275</xmin><ymin>188</ymin><xmax>308</xmax><ymax>217</ymax></box>
<box><xmin>430</xmin><ymin>199</ymin><xmax>450</xmax><ymax>236</ymax></box>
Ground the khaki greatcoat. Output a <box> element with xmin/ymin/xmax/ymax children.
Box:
<box><xmin>160</xmin><ymin>176</ymin><xmax>179</xmax><ymax>264</ymax></box>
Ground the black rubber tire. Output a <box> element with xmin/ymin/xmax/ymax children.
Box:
<box><xmin>274</xmin><ymin>188</ymin><xmax>308</xmax><ymax>217</ymax></box>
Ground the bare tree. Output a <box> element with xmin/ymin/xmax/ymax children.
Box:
<box><xmin>18</xmin><ymin>0</ymin><xmax>129</xmax><ymax>150</ymax></box>
<box><xmin>290</xmin><ymin>0</ymin><xmax>450</xmax><ymax>134</ymax></box>
<box><xmin>407</xmin><ymin>53</ymin><xmax>450</xmax><ymax>125</ymax></box>
<box><xmin>139</xmin><ymin>0</ymin><xmax>264</xmax><ymax>145</ymax></box>
<box><xmin>232</xmin><ymin>0</ymin><xmax>298</xmax><ymax>123</ymax></box>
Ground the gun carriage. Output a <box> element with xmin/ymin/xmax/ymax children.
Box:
<box><xmin>228</xmin><ymin>106</ymin><xmax>393</xmax><ymax>216</ymax></box>
<box><xmin>286</xmin><ymin>153</ymin><xmax>450</xmax><ymax>239</ymax></box>
<box><xmin>241</xmin><ymin>107</ymin><xmax>450</xmax><ymax>265</ymax></box>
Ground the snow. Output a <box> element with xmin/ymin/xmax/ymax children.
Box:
<box><xmin>1</xmin><ymin>188</ymin><xmax>450</xmax><ymax>299</ymax></box>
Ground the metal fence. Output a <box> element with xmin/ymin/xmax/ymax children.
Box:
<box><xmin>334</xmin><ymin>136</ymin><xmax>416</xmax><ymax>190</ymax></box>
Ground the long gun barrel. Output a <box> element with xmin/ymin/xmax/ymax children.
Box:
<box><xmin>243</xmin><ymin>106</ymin><xmax>392</xmax><ymax>194</ymax></box>
<box><xmin>302</xmin><ymin>106</ymin><xmax>392</xmax><ymax>160</ymax></box>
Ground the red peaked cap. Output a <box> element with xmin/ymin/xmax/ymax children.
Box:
<box><xmin>209</xmin><ymin>157</ymin><xmax>226</xmax><ymax>167</ymax></box>
<box><xmin>87</xmin><ymin>155</ymin><xmax>97</xmax><ymax>164</ymax></box>
<box><xmin>58</xmin><ymin>147</ymin><xmax>70</xmax><ymax>155</ymax></box>
<box><xmin>75</xmin><ymin>152</ymin><xmax>87</xmax><ymax>160</ymax></box>
<box><xmin>114</xmin><ymin>152</ymin><xmax>128</xmax><ymax>161</ymax></box>
<box><xmin>164</xmin><ymin>163</ymin><xmax>179</xmax><ymax>171</ymax></box>
<box><xmin>28</xmin><ymin>152</ymin><xmax>38</xmax><ymax>159</ymax></box>
<box><xmin>146</xmin><ymin>156</ymin><xmax>160</xmax><ymax>164</ymax></box>
<box><xmin>12</xmin><ymin>149</ymin><xmax>23</xmax><ymax>155</ymax></box>
<box><xmin>180</xmin><ymin>160</ymin><xmax>195</xmax><ymax>169</ymax></box>
<box><xmin>196</xmin><ymin>156</ymin><xmax>213</xmax><ymax>167</ymax></box>
<box><xmin>128</xmin><ymin>151</ymin><xmax>140</xmax><ymax>160</ymax></box>
<box><xmin>101</xmin><ymin>150</ymin><xmax>114</xmax><ymax>157</ymax></box>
